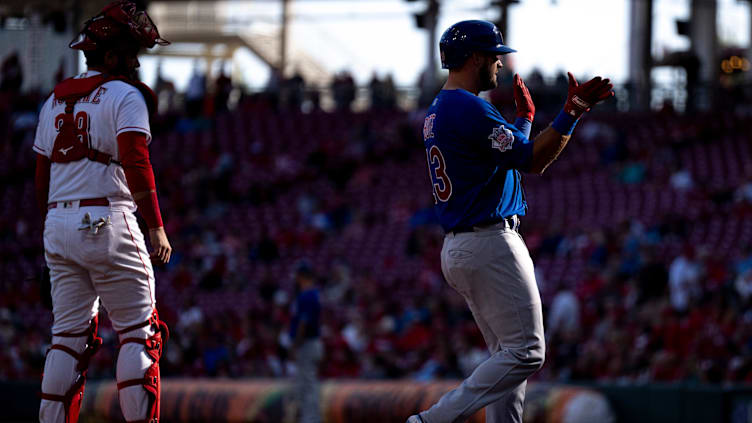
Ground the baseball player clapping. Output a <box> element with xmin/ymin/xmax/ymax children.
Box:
<box><xmin>408</xmin><ymin>20</ymin><xmax>613</xmax><ymax>423</ymax></box>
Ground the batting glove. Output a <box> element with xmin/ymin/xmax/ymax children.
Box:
<box><xmin>563</xmin><ymin>72</ymin><xmax>614</xmax><ymax>118</ymax></box>
<box><xmin>513</xmin><ymin>73</ymin><xmax>535</xmax><ymax>122</ymax></box>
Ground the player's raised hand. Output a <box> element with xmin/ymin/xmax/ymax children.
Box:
<box><xmin>149</xmin><ymin>226</ymin><xmax>172</xmax><ymax>265</ymax></box>
<box><xmin>563</xmin><ymin>72</ymin><xmax>614</xmax><ymax>118</ymax></box>
<box><xmin>513</xmin><ymin>74</ymin><xmax>535</xmax><ymax>122</ymax></box>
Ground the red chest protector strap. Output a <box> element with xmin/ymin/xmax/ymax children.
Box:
<box><xmin>50</xmin><ymin>74</ymin><xmax>157</xmax><ymax>166</ymax></box>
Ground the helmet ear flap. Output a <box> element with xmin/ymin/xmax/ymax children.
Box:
<box><xmin>439</xmin><ymin>41</ymin><xmax>470</xmax><ymax>70</ymax></box>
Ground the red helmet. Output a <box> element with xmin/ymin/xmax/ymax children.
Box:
<box><xmin>69</xmin><ymin>0</ymin><xmax>169</xmax><ymax>51</ymax></box>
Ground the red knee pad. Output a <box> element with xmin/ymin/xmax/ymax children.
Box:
<box><xmin>40</xmin><ymin>317</ymin><xmax>102</xmax><ymax>423</ymax></box>
<box><xmin>117</xmin><ymin>312</ymin><xmax>169</xmax><ymax>423</ymax></box>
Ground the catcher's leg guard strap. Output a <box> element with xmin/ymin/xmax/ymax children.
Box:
<box><xmin>40</xmin><ymin>318</ymin><xmax>102</xmax><ymax>423</ymax></box>
<box><xmin>116</xmin><ymin>313</ymin><xmax>168</xmax><ymax>423</ymax></box>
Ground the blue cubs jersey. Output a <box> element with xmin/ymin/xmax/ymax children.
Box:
<box><xmin>290</xmin><ymin>288</ymin><xmax>321</xmax><ymax>339</ymax></box>
<box><xmin>423</xmin><ymin>89</ymin><xmax>533</xmax><ymax>232</ymax></box>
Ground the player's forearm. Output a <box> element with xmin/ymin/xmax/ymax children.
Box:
<box><xmin>132</xmin><ymin>190</ymin><xmax>155</xmax><ymax>201</ymax></box>
<box><xmin>529</xmin><ymin>126</ymin><xmax>572</xmax><ymax>174</ymax></box>
<box><xmin>514</xmin><ymin>117</ymin><xmax>532</xmax><ymax>139</ymax></box>
<box><xmin>117</xmin><ymin>132</ymin><xmax>164</xmax><ymax>228</ymax></box>
<box><xmin>128</xmin><ymin>181</ymin><xmax>164</xmax><ymax>229</ymax></box>
<box><xmin>132</xmin><ymin>188</ymin><xmax>164</xmax><ymax>229</ymax></box>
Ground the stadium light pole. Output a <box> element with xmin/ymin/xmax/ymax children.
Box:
<box><xmin>407</xmin><ymin>0</ymin><xmax>441</xmax><ymax>103</ymax></box>
<box><xmin>749</xmin><ymin>0</ymin><xmax>752</xmax><ymax>83</ymax></box>
<box><xmin>425</xmin><ymin>0</ymin><xmax>439</xmax><ymax>93</ymax></box>
<box><xmin>71</xmin><ymin>0</ymin><xmax>82</xmax><ymax>75</ymax></box>
<box><xmin>280</xmin><ymin>0</ymin><xmax>291</xmax><ymax>77</ymax></box>
<box><xmin>629</xmin><ymin>0</ymin><xmax>652</xmax><ymax>111</ymax></box>
<box><xmin>490</xmin><ymin>0</ymin><xmax>520</xmax><ymax>41</ymax></box>
<box><xmin>689</xmin><ymin>0</ymin><xmax>717</xmax><ymax>111</ymax></box>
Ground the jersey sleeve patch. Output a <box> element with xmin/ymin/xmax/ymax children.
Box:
<box><xmin>423</xmin><ymin>113</ymin><xmax>436</xmax><ymax>141</ymax></box>
<box><xmin>489</xmin><ymin>125</ymin><xmax>514</xmax><ymax>152</ymax></box>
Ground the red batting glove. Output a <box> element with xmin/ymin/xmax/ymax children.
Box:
<box><xmin>563</xmin><ymin>72</ymin><xmax>614</xmax><ymax>118</ymax></box>
<box><xmin>513</xmin><ymin>74</ymin><xmax>535</xmax><ymax>122</ymax></box>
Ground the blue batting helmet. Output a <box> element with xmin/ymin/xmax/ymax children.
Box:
<box><xmin>439</xmin><ymin>20</ymin><xmax>516</xmax><ymax>70</ymax></box>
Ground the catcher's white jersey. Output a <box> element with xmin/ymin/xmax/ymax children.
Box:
<box><xmin>32</xmin><ymin>71</ymin><xmax>151</xmax><ymax>206</ymax></box>
<box><xmin>37</xmin><ymin>71</ymin><xmax>160</xmax><ymax>423</ymax></box>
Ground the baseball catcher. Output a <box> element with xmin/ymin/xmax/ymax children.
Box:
<box><xmin>34</xmin><ymin>1</ymin><xmax>171</xmax><ymax>422</ymax></box>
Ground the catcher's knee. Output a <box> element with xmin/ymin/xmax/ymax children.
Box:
<box><xmin>116</xmin><ymin>311</ymin><xmax>169</xmax><ymax>423</ymax></box>
<box><xmin>40</xmin><ymin>317</ymin><xmax>102</xmax><ymax>423</ymax></box>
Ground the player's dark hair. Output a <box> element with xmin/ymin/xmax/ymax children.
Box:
<box><xmin>83</xmin><ymin>36</ymin><xmax>139</xmax><ymax>68</ymax></box>
<box><xmin>83</xmin><ymin>49</ymin><xmax>107</xmax><ymax>67</ymax></box>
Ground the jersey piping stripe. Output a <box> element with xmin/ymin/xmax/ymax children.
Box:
<box><xmin>116</xmin><ymin>126</ymin><xmax>150</xmax><ymax>133</ymax></box>
<box><xmin>122</xmin><ymin>211</ymin><xmax>155</xmax><ymax>307</ymax></box>
<box><xmin>116</xmin><ymin>126</ymin><xmax>152</xmax><ymax>143</ymax></box>
<box><xmin>33</xmin><ymin>144</ymin><xmax>47</xmax><ymax>154</ymax></box>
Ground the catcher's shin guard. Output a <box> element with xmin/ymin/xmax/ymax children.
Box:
<box><xmin>116</xmin><ymin>311</ymin><xmax>169</xmax><ymax>423</ymax></box>
<box><xmin>40</xmin><ymin>317</ymin><xmax>102</xmax><ymax>423</ymax></box>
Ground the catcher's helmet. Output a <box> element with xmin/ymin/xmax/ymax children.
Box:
<box><xmin>439</xmin><ymin>20</ymin><xmax>516</xmax><ymax>70</ymax></box>
<box><xmin>69</xmin><ymin>0</ymin><xmax>169</xmax><ymax>51</ymax></box>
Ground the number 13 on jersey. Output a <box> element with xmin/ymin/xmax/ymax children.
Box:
<box><xmin>426</xmin><ymin>145</ymin><xmax>452</xmax><ymax>203</ymax></box>
<box><xmin>424</xmin><ymin>113</ymin><xmax>452</xmax><ymax>204</ymax></box>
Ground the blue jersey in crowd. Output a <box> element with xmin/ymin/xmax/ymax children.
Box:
<box><xmin>423</xmin><ymin>89</ymin><xmax>534</xmax><ymax>232</ymax></box>
<box><xmin>289</xmin><ymin>288</ymin><xmax>321</xmax><ymax>339</ymax></box>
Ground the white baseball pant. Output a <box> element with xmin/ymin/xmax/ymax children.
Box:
<box><xmin>40</xmin><ymin>202</ymin><xmax>158</xmax><ymax>423</ymax></box>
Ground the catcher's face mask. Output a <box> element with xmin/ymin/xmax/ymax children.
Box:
<box><xmin>69</xmin><ymin>0</ymin><xmax>169</xmax><ymax>51</ymax></box>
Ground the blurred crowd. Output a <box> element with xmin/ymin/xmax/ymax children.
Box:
<box><xmin>1</xmin><ymin>50</ymin><xmax>752</xmax><ymax>388</ymax></box>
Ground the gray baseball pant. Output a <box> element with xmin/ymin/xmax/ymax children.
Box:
<box><xmin>420</xmin><ymin>221</ymin><xmax>545</xmax><ymax>423</ymax></box>
<box><xmin>296</xmin><ymin>338</ymin><xmax>323</xmax><ymax>423</ymax></box>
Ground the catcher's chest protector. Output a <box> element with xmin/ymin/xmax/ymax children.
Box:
<box><xmin>50</xmin><ymin>74</ymin><xmax>156</xmax><ymax>166</ymax></box>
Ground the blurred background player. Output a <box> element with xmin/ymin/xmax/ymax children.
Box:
<box><xmin>289</xmin><ymin>261</ymin><xmax>323</xmax><ymax>423</ymax></box>
<box><xmin>409</xmin><ymin>20</ymin><xmax>613</xmax><ymax>423</ymax></box>
<box><xmin>33</xmin><ymin>1</ymin><xmax>172</xmax><ymax>422</ymax></box>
